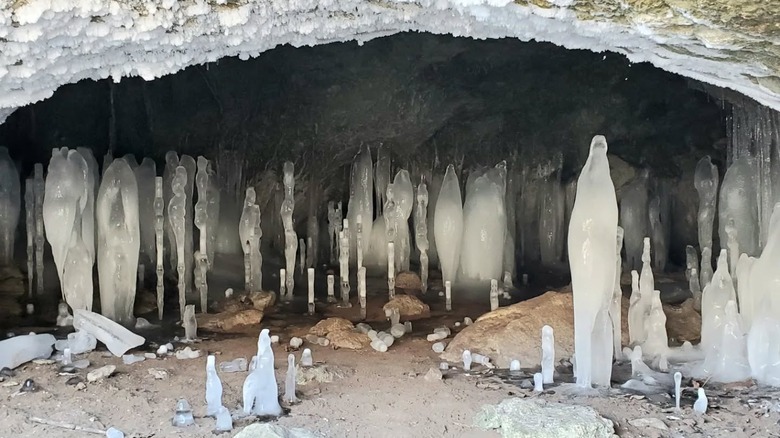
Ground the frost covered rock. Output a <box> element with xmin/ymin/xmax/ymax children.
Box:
<box><xmin>474</xmin><ymin>398</ymin><xmax>615</xmax><ymax>438</ymax></box>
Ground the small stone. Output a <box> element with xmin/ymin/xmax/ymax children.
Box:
<box><xmin>58</xmin><ymin>365</ymin><xmax>77</xmax><ymax>374</ymax></box>
<box><xmin>20</xmin><ymin>378</ymin><xmax>37</xmax><ymax>392</ymax></box>
<box><xmin>148</xmin><ymin>368</ymin><xmax>168</xmax><ymax>380</ymax></box>
<box><xmin>66</xmin><ymin>376</ymin><xmax>83</xmax><ymax>385</ymax></box>
<box><xmin>628</xmin><ymin>418</ymin><xmax>669</xmax><ymax>430</ymax></box>
<box><xmin>290</xmin><ymin>337</ymin><xmax>303</xmax><ymax>349</ymax></box>
<box><xmin>144</xmin><ymin>352</ymin><xmax>157</xmax><ymax>359</ymax></box>
<box><xmin>87</xmin><ymin>365</ymin><xmax>116</xmax><ymax>382</ymax></box>
<box><xmin>424</xmin><ymin>367</ymin><xmax>442</xmax><ymax>382</ymax></box>
<box><xmin>270</xmin><ymin>335</ymin><xmax>279</xmax><ymax>343</ymax></box>
<box><xmin>32</xmin><ymin>359</ymin><xmax>55</xmax><ymax>365</ymax></box>
<box><xmin>0</xmin><ymin>367</ymin><xmax>15</xmax><ymax>377</ymax></box>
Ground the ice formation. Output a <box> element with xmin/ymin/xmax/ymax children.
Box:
<box><xmin>489</xmin><ymin>279</ymin><xmax>499</xmax><ymax>311</ymax></box>
<box><xmin>459</xmin><ymin>162</ymin><xmax>507</xmax><ymax>285</ymax></box>
<box><xmin>347</xmin><ymin>146</ymin><xmax>373</xmax><ymax>266</ymax></box>
<box><xmin>538</xmin><ymin>159</ymin><xmax>564</xmax><ymax>267</ymax></box>
<box><xmin>169</xmin><ymin>166</ymin><xmax>188</xmax><ymax>318</ymax></box>
<box><xmin>673</xmin><ymin>372</ymin><xmax>682</xmax><ymax>410</ymax></box>
<box><xmin>338</xmin><ymin>231</ymin><xmax>351</xmax><ymax>307</ymax></box>
<box><xmin>301</xmin><ymin>348</ymin><xmax>313</xmax><ymax>367</ymax></box>
<box><xmin>375</xmin><ymin>145</ymin><xmax>391</xmax><ymax>216</ymax></box>
<box><xmin>154</xmin><ymin>177</ymin><xmax>165</xmax><ymax>320</ymax></box>
<box><xmin>279</xmin><ymin>268</ymin><xmax>286</xmax><ymax>297</ymax></box>
<box><xmin>611</xmin><ymin>227</ymin><xmax>624</xmax><ymax>358</ymax></box>
<box><xmin>700</xmin><ymin>300</ymin><xmax>751</xmax><ymax>382</ymax></box>
<box><xmin>242</xmin><ymin>329</ymin><xmax>283</xmax><ymax>417</ymax></box>
<box><xmin>700</xmin><ymin>246</ymin><xmax>714</xmax><ymax>289</ymax></box>
<box><xmin>135</xmin><ymin>158</ymin><xmax>157</xmax><ymax>278</ymax></box>
<box><xmin>299</xmin><ymin>238</ymin><xmax>306</xmax><ymax>275</ymax></box>
<box><xmin>206</xmin><ymin>355</ymin><xmax>224</xmax><ymax>417</ymax></box>
<box><xmin>509</xmin><ymin>360</ymin><xmax>521</xmax><ymax>372</ymax></box>
<box><xmin>307</xmin><ymin>268</ymin><xmax>315</xmax><ymax>315</ymax></box>
<box><xmin>284</xmin><ymin>353</ymin><xmax>298</xmax><ymax>403</ymax></box>
<box><xmin>194</xmin><ymin>157</ymin><xmax>211</xmax><ymax>312</ymax></box>
<box><xmin>24</xmin><ymin>181</ymin><xmax>33</xmax><ymax>296</ymax></box>
<box><xmin>462</xmin><ymin>350</ymin><xmax>472</xmax><ymax>371</ymax></box>
<box><xmin>648</xmin><ymin>196</ymin><xmax>668</xmax><ymax>272</ymax></box>
<box><xmin>387</xmin><ymin>241</ymin><xmax>395</xmax><ymax>298</ymax></box>
<box><xmin>533</xmin><ymin>373</ymin><xmax>544</xmax><ymax>392</ymax></box>
<box><xmin>434</xmin><ymin>165</ymin><xmax>463</xmax><ymax>287</ymax></box>
<box><xmin>355</xmin><ymin>215</ymin><xmax>364</xmax><ymax>269</ymax></box>
<box><xmin>172</xmin><ymin>399</ymin><xmax>195</xmax><ymax>427</ymax></box>
<box><xmin>33</xmin><ymin>164</ymin><xmax>45</xmax><ymax>296</ymax></box>
<box><xmin>641</xmin><ymin>290</ymin><xmax>668</xmax><ymax>358</ymax></box>
<box><xmin>445</xmin><ymin>280</ymin><xmax>452</xmax><ymax>312</ymax></box>
<box><xmin>693</xmin><ymin>388</ymin><xmax>708</xmax><ymax>414</ymax></box>
<box><xmin>619</xmin><ymin>170</ymin><xmax>649</xmax><ymax>271</ymax></box>
<box><xmin>327</xmin><ymin>201</ymin><xmax>343</xmax><ymax>265</ymax></box>
<box><xmin>415</xmin><ymin>180</ymin><xmax>430</xmax><ymax>293</ymax></box>
<box><xmin>358</xmin><ymin>267</ymin><xmax>367</xmax><ymax>319</ymax></box>
<box><xmin>541</xmin><ymin>325</ymin><xmax>554</xmax><ymax>384</ymax></box>
<box><xmin>382</xmin><ymin>170</ymin><xmax>413</xmax><ymax>273</ymax></box>
<box><xmin>0</xmin><ymin>333</ymin><xmax>55</xmax><ymax>369</ymax></box>
<box><xmin>56</xmin><ymin>302</ymin><xmax>73</xmax><ymax>327</ymax></box>
<box><xmin>281</xmin><ymin>161</ymin><xmax>297</xmax><ymax>299</ymax></box>
<box><xmin>0</xmin><ymin>147</ymin><xmax>20</xmax><ymax>266</ymax></box>
<box><xmin>73</xmin><ymin>309</ymin><xmax>145</xmax><ymax>357</ymax></box>
<box><xmin>97</xmin><ymin>158</ymin><xmax>140</xmax><ymax>325</ymax></box>
<box><xmin>215</xmin><ymin>406</ymin><xmax>233</xmax><ymax>432</ymax></box>
<box><xmin>700</xmin><ymin>250</ymin><xmax>736</xmax><ymax>352</ymax></box>
<box><xmin>718</xmin><ymin>156</ymin><xmax>758</xmax><ymax>257</ymax></box>
<box><xmin>695</xmin><ymin>156</ymin><xmax>719</xmax><ymax>283</ymax></box>
<box><xmin>567</xmin><ymin>136</ymin><xmax>618</xmax><ymax>388</ymax></box>
<box><xmin>327</xmin><ymin>274</ymin><xmax>336</xmax><ymax>303</ymax></box>
<box><xmin>183</xmin><ymin>305</ymin><xmax>197</xmax><ymax>341</ymax></box>
<box><xmin>240</xmin><ymin>188</ymin><xmax>262</xmax><ymax>292</ymax></box>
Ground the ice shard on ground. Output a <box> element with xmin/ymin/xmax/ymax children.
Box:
<box><xmin>73</xmin><ymin>309</ymin><xmax>145</xmax><ymax>357</ymax></box>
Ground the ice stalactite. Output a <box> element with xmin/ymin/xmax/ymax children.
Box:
<box><xmin>434</xmin><ymin>165</ymin><xmax>463</xmax><ymax>287</ymax></box>
<box><xmin>180</xmin><ymin>155</ymin><xmax>197</xmax><ymax>300</ymax></box>
<box><xmin>306</xmin><ymin>184</ymin><xmax>320</xmax><ymax>269</ymax></box>
<box><xmin>538</xmin><ymin>158</ymin><xmax>564</xmax><ymax>268</ymax></box>
<box><xmin>695</xmin><ymin>156</ymin><xmax>719</xmax><ymax>285</ymax></box>
<box><xmin>194</xmin><ymin>157</ymin><xmax>211</xmax><ymax>313</ymax></box>
<box><xmin>567</xmin><ymin>136</ymin><xmax>618</xmax><ymax>389</ymax></box>
<box><xmin>76</xmin><ymin>147</ymin><xmax>98</xmax><ymax>264</ymax></box>
<box><xmin>518</xmin><ymin>166</ymin><xmax>540</xmax><ymax>267</ymax></box>
<box><xmin>327</xmin><ymin>201</ymin><xmax>343</xmax><ymax>266</ymax></box>
<box><xmin>135</xmin><ymin>158</ymin><xmax>157</xmax><ymax>278</ymax></box>
<box><xmin>388</xmin><ymin>170</ymin><xmax>413</xmax><ymax>272</ymax></box>
<box><xmin>426</xmin><ymin>173</ymin><xmax>441</xmax><ymax>269</ymax></box>
<box><xmin>459</xmin><ymin>161</ymin><xmax>507</xmax><ymax>286</ymax></box>
<box><xmin>97</xmin><ymin>158</ymin><xmax>140</xmax><ymax>326</ymax></box>
<box><xmin>281</xmin><ymin>162</ymin><xmax>297</xmax><ymax>299</ymax></box>
<box><xmin>619</xmin><ymin>169</ymin><xmax>649</xmax><ymax>272</ymax></box>
<box><xmin>700</xmin><ymin>247</ymin><xmax>714</xmax><ymax>290</ymax></box>
<box><xmin>169</xmin><ymin>166</ymin><xmax>188</xmax><ymax>319</ymax></box>
<box><xmin>0</xmin><ymin>148</ymin><xmax>20</xmax><ymax>266</ymax></box>
<box><xmin>163</xmin><ymin>151</ymin><xmax>179</xmax><ymax>271</ymax></box>
<box><xmin>299</xmin><ymin>238</ymin><xmax>306</xmax><ymax>275</ymax></box>
<box><xmin>503</xmin><ymin>165</ymin><xmax>518</xmax><ymax>280</ymax></box>
<box><xmin>154</xmin><ymin>177</ymin><xmax>165</xmax><ymax>320</ymax></box>
<box><xmin>718</xmin><ymin>156</ymin><xmax>758</xmax><ymax>257</ymax></box>
<box><xmin>415</xmin><ymin>179</ymin><xmax>429</xmax><ymax>294</ymax></box>
<box><xmin>347</xmin><ymin>146</ymin><xmax>373</xmax><ymax>266</ymax></box>
<box><xmin>338</xmin><ymin>230</ymin><xmax>351</xmax><ymax>307</ymax></box>
<box><xmin>375</xmin><ymin>145</ymin><xmax>391</xmax><ymax>217</ymax></box>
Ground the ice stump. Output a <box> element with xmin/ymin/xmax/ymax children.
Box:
<box><xmin>172</xmin><ymin>399</ymin><xmax>195</xmax><ymax>427</ymax></box>
<box><xmin>674</xmin><ymin>372</ymin><xmax>682</xmax><ymax>410</ymax></box>
<box><xmin>489</xmin><ymin>279</ymin><xmax>499</xmax><ymax>311</ymax></box>
<box><xmin>284</xmin><ymin>353</ymin><xmax>298</xmax><ymax>403</ymax></box>
<box><xmin>434</xmin><ymin>165</ymin><xmax>463</xmax><ymax>287</ymax></box>
<box><xmin>97</xmin><ymin>158</ymin><xmax>140</xmax><ymax>325</ymax></box>
<box><xmin>242</xmin><ymin>329</ymin><xmax>283</xmax><ymax>417</ymax></box>
<box><xmin>567</xmin><ymin>136</ymin><xmax>618</xmax><ymax>388</ymax></box>
<box><xmin>183</xmin><ymin>305</ymin><xmax>197</xmax><ymax>341</ymax></box>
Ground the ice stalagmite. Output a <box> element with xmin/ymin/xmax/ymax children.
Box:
<box><xmin>415</xmin><ymin>180</ymin><xmax>429</xmax><ymax>293</ymax></box>
<box><xmin>567</xmin><ymin>135</ymin><xmax>618</xmax><ymax>388</ymax></box>
<box><xmin>97</xmin><ymin>158</ymin><xmax>140</xmax><ymax>326</ymax></box>
<box><xmin>194</xmin><ymin>157</ymin><xmax>211</xmax><ymax>312</ymax></box>
<box><xmin>154</xmin><ymin>177</ymin><xmax>165</xmax><ymax>320</ymax></box>
<box><xmin>695</xmin><ymin>156</ymin><xmax>719</xmax><ymax>282</ymax></box>
<box><xmin>180</xmin><ymin>155</ymin><xmax>196</xmax><ymax>300</ymax></box>
<box><xmin>633</xmin><ymin>238</ymin><xmax>655</xmax><ymax>345</ymax></box>
<box><xmin>434</xmin><ymin>165</ymin><xmax>463</xmax><ymax>287</ymax></box>
<box><xmin>242</xmin><ymin>329</ymin><xmax>283</xmax><ymax>416</ymax></box>
<box><xmin>169</xmin><ymin>167</ymin><xmax>188</xmax><ymax>319</ymax></box>
<box><xmin>347</xmin><ymin>146</ymin><xmax>373</xmax><ymax>266</ymax></box>
<box><xmin>375</xmin><ymin>145</ymin><xmax>391</xmax><ymax>216</ymax></box>
<box><xmin>0</xmin><ymin>148</ymin><xmax>20</xmax><ymax>266</ymax></box>
<box><xmin>700</xmin><ymin>249</ymin><xmax>736</xmax><ymax>352</ymax></box>
<box><xmin>747</xmin><ymin>306</ymin><xmax>780</xmax><ymax>386</ymax></box>
<box><xmin>240</xmin><ymin>188</ymin><xmax>262</xmax><ymax>292</ymax></box>
<box><xmin>388</xmin><ymin>170</ymin><xmax>413</xmax><ymax>272</ymax></box>
<box><xmin>459</xmin><ymin>161</ymin><xmax>506</xmax><ymax>286</ymax></box>
<box><xmin>700</xmin><ymin>300</ymin><xmax>750</xmax><ymax>383</ymax></box>
<box><xmin>62</xmin><ymin>223</ymin><xmax>93</xmax><ymax>311</ymax></box>
<box><xmin>610</xmin><ymin>227</ymin><xmax>624</xmax><ymax>358</ymax></box>
<box><xmin>619</xmin><ymin>169</ymin><xmax>649</xmax><ymax>272</ymax></box>
<box><xmin>700</xmin><ymin>247</ymin><xmax>714</xmax><ymax>288</ymax></box>
<box><xmin>627</xmin><ymin>270</ymin><xmax>641</xmax><ymax>345</ymax></box>
<box><xmin>134</xmin><ymin>158</ymin><xmax>157</xmax><ymax>277</ymax></box>
<box><xmin>718</xmin><ymin>156</ymin><xmax>758</xmax><ymax>257</ymax></box>
<box><xmin>163</xmin><ymin>151</ymin><xmax>179</xmax><ymax>268</ymax></box>
<box><xmin>641</xmin><ymin>290</ymin><xmax>668</xmax><ymax>358</ymax></box>
<box><xmin>25</xmin><ymin>182</ymin><xmax>33</xmax><ymax>297</ymax></box>
<box><xmin>33</xmin><ymin>164</ymin><xmax>45</xmax><ymax>296</ymax></box>
<box><xmin>327</xmin><ymin>201</ymin><xmax>342</xmax><ymax>265</ymax></box>
<box><xmin>76</xmin><ymin>147</ymin><xmax>98</xmax><ymax>262</ymax></box>
<box><xmin>541</xmin><ymin>325</ymin><xmax>554</xmax><ymax>384</ymax></box>
<box><xmin>281</xmin><ymin>162</ymin><xmax>296</xmax><ymax>299</ymax></box>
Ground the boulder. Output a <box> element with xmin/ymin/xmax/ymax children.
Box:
<box><xmin>310</xmin><ymin>317</ymin><xmax>354</xmax><ymax>337</ymax></box>
<box><xmin>326</xmin><ymin>330</ymin><xmax>370</xmax><ymax>350</ymax></box>
<box><xmin>382</xmin><ymin>294</ymin><xmax>430</xmax><ymax>320</ymax></box>
<box><xmin>196</xmin><ymin>309</ymin><xmax>264</xmax><ymax>332</ymax></box>
<box><xmin>247</xmin><ymin>291</ymin><xmax>276</xmax><ymax>311</ymax></box>
<box><xmin>395</xmin><ymin>271</ymin><xmax>422</xmax><ymax>291</ymax></box>
<box><xmin>474</xmin><ymin>398</ymin><xmax>615</xmax><ymax>438</ymax></box>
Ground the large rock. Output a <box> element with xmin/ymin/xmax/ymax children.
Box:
<box><xmin>382</xmin><ymin>294</ymin><xmax>430</xmax><ymax>320</ymax></box>
<box><xmin>310</xmin><ymin>317</ymin><xmax>354</xmax><ymax>337</ymax></box>
<box><xmin>442</xmin><ymin>289</ymin><xmax>698</xmax><ymax>367</ymax></box>
<box><xmin>395</xmin><ymin>271</ymin><xmax>422</xmax><ymax>291</ymax></box>
<box><xmin>474</xmin><ymin>398</ymin><xmax>615</xmax><ymax>438</ymax></box>
<box><xmin>233</xmin><ymin>423</ymin><xmax>322</xmax><ymax>438</ymax></box>
<box><xmin>196</xmin><ymin>309</ymin><xmax>264</xmax><ymax>332</ymax></box>
<box><xmin>326</xmin><ymin>329</ymin><xmax>370</xmax><ymax>350</ymax></box>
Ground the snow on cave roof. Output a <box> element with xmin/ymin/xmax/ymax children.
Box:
<box><xmin>0</xmin><ymin>0</ymin><xmax>779</xmax><ymax>124</ymax></box>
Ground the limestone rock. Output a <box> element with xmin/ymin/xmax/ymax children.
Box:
<box><xmin>310</xmin><ymin>317</ymin><xmax>354</xmax><ymax>337</ymax></box>
<box><xmin>195</xmin><ymin>309</ymin><xmax>264</xmax><ymax>333</ymax></box>
<box><xmin>474</xmin><ymin>398</ymin><xmax>615</xmax><ymax>438</ymax></box>
<box><xmin>424</xmin><ymin>367</ymin><xmax>442</xmax><ymax>382</ymax></box>
<box><xmin>395</xmin><ymin>271</ymin><xmax>422</xmax><ymax>291</ymax></box>
<box><xmin>87</xmin><ymin>365</ymin><xmax>116</xmax><ymax>382</ymax></box>
<box><xmin>382</xmin><ymin>294</ymin><xmax>430</xmax><ymax>320</ymax></box>
<box><xmin>326</xmin><ymin>330</ymin><xmax>370</xmax><ymax>350</ymax></box>
<box><xmin>233</xmin><ymin>423</ymin><xmax>322</xmax><ymax>438</ymax></box>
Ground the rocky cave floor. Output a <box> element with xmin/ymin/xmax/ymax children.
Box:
<box><xmin>2</xmin><ymin>272</ymin><xmax>780</xmax><ymax>438</ymax></box>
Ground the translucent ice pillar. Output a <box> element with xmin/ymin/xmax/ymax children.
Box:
<box><xmin>700</xmin><ymin>249</ymin><xmax>736</xmax><ymax>352</ymax></box>
<box><xmin>541</xmin><ymin>325</ymin><xmax>554</xmax><ymax>384</ymax></box>
<box><xmin>242</xmin><ymin>329</ymin><xmax>282</xmax><ymax>416</ymax></box>
<box><xmin>641</xmin><ymin>290</ymin><xmax>668</xmax><ymax>358</ymax></box>
<box><xmin>695</xmin><ymin>156</ymin><xmax>719</xmax><ymax>278</ymax></box>
<box><xmin>281</xmin><ymin>162</ymin><xmax>297</xmax><ymax>299</ymax></box>
<box><xmin>34</xmin><ymin>164</ymin><xmax>45</xmax><ymax>296</ymax></box>
<box><xmin>375</xmin><ymin>145</ymin><xmax>391</xmax><ymax>216</ymax></box>
<box><xmin>567</xmin><ymin>136</ymin><xmax>618</xmax><ymax>388</ymax></box>
<box><xmin>154</xmin><ymin>177</ymin><xmax>165</xmax><ymax>320</ymax></box>
<box><xmin>97</xmin><ymin>158</ymin><xmax>140</xmax><ymax>325</ymax></box>
<box><xmin>415</xmin><ymin>180</ymin><xmax>429</xmax><ymax>293</ymax></box>
<box><xmin>168</xmin><ymin>166</ymin><xmax>188</xmax><ymax>319</ymax></box>
<box><xmin>611</xmin><ymin>227</ymin><xmax>624</xmax><ymax>358</ymax></box>
<box><xmin>434</xmin><ymin>165</ymin><xmax>463</xmax><ymax>287</ymax></box>
<box><xmin>24</xmin><ymin>181</ymin><xmax>33</xmax><ymax>297</ymax></box>
<box><xmin>347</xmin><ymin>146</ymin><xmax>373</xmax><ymax>266</ymax></box>
<box><xmin>135</xmin><ymin>158</ymin><xmax>157</xmax><ymax>277</ymax></box>
<box><xmin>718</xmin><ymin>156</ymin><xmax>758</xmax><ymax>257</ymax></box>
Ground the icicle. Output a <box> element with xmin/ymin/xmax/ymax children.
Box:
<box><xmin>307</xmin><ymin>268</ymin><xmax>315</xmax><ymax>315</ymax></box>
<box><xmin>168</xmin><ymin>166</ymin><xmax>188</xmax><ymax>320</ymax></box>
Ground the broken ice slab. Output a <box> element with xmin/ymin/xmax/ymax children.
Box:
<box><xmin>0</xmin><ymin>333</ymin><xmax>56</xmax><ymax>369</ymax></box>
<box><xmin>122</xmin><ymin>354</ymin><xmax>145</xmax><ymax>365</ymax></box>
<box><xmin>220</xmin><ymin>358</ymin><xmax>248</xmax><ymax>373</ymax></box>
<box><xmin>54</xmin><ymin>330</ymin><xmax>97</xmax><ymax>355</ymax></box>
<box><xmin>73</xmin><ymin>309</ymin><xmax>145</xmax><ymax>357</ymax></box>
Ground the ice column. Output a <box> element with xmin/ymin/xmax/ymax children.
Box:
<box><xmin>281</xmin><ymin>162</ymin><xmax>297</xmax><ymax>299</ymax></box>
<box><xmin>242</xmin><ymin>329</ymin><xmax>283</xmax><ymax>416</ymax></box>
<box><xmin>97</xmin><ymin>158</ymin><xmax>140</xmax><ymax>325</ymax></box>
<box><xmin>154</xmin><ymin>177</ymin><xmax>165</xmax><ymax>320</ymax></box>
<box><xmin>611</xmin><ymin>227</ymin><xmax>624</xmax><ymax>358</ymax></box>
<box><xmin>434</xmin><ymin>165</ymin><xmax>463</xmax><ymax>287</ymax></box>
<box><xmin>489</xmin><ymin>279</ymin><xmax>499</xmax><ymax>311</ymax></box>
<box><xmin>168</xmin><ymin>166</ymin><xmax>188</xmax><ymax>319</ymax></box>
<box><xmin>619</xmin><ymin>170</ymin><xmax>649</xmax><ymax>272</ymax></box>
<box><xmin>338</xmin><ymin>231</ymin><xmax>351</xmax><ymax>307</ymax></box>
<box><xmin>695</xmin><ymin>156</ymin><xmax>719</xmax><ymax>280</ymax></box>
<box><xmin>358</xmin><ymin>267</ymin><xmax>367</xmax><ymax>319</ymax></box>
<box><xmin>415</xmin><ymin>180</ymin><xmax>429</xmax><ymax>293</ymax></box>
<box><xmin>240</xmin><ymin>188</ymin><xmax>262</xmax><ymax>292</ymax></box>
<box><xmin>700</xmin><ymin>250</ymin><xmax>736</xmax><ymax>352</ymax></box>
<box><xmin>307</xmin><ymin>268</ymin><xmax>315</xmax><ymax>315</ymax></box>
<box><xmin>445</xmin><ymin>280</ymin><xmax>452</xmax><ymax>312</ymax></box>
<box><xmin>24</xmin><ymin>182</ymin><xmax>33</xmax><ymax>297</ymax></box>
<box><xmin>375</xmin><ymin>145</ymin><xmax>391</xmax><ymax>216</ymax></box>
<box><xmin>327</xmin><ymin>201</ymin><xmax>343</xmax><ymax>265</ymax></box>
<box><xmin>701</xmin><ymin>300</ymin><xmax>751</xmax><ymax>383</ymax></box>
<box><xmin>387</xmin><ymin>242</ymin><xmax>395</xmax><ymax>299</ymax></box>
<box><xmin>194</xmin><ymin>157</ymin><xmax>210</xmax><ymax>313</ymax></box>
<box><xmin>356</xmin><ymin>215</ymin><xmax>363</xmax><ymax>270</ymax></box>
<box><xmin>284</xmin><ymin>353</ymin><xmax>298</xmax><ymax>403</ymax></box>
<box><xmin>347</xmin><ymin>146</ymin><xmax>373</xmax><ymax>266</ymax></box>
<box><xmin>34</xmin><ymin>164</ymin><xmax>45</xmax><ymax>296</ymax></box>
<box><xmin>135</xmin><ymin>158</ymin><xmax>156</xmax><ymax>281</ymax></box>
<box><xmin>627</xmin><ymin>270</ymin><xmax>641</xmax><ymax>344</ymax></box>
<box><xmin>718</xmin><ymin>156</ymin><xmax>758</xmax><ymax>257</ymax></box>
<box><xmin>567</xmin><ymin>136</ymin><xmax>618</xmax><ymax>388</ymax></box>
<box><xmin>700</xmin><ymin>247</ymin><xmax>714</xmax><ymax>288</ymax></box>
<box><xmin>180</xmin><ymin>155</ymin><xmax>196</xmax><ymax>301</ymax></box>
<box><xmin>541</xmin><ymin>325</ymin><xmax>554</xmax><ymax>384</ymax></box>
<box><xmin>327</xmin><ymin>274</ymin><xmax>336</xmax><ymax>303</ymax></box>
<box><xmin>0</xmin><ymin>147</ymin><xmax>20</xmax><ymax>266</ymax></box>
